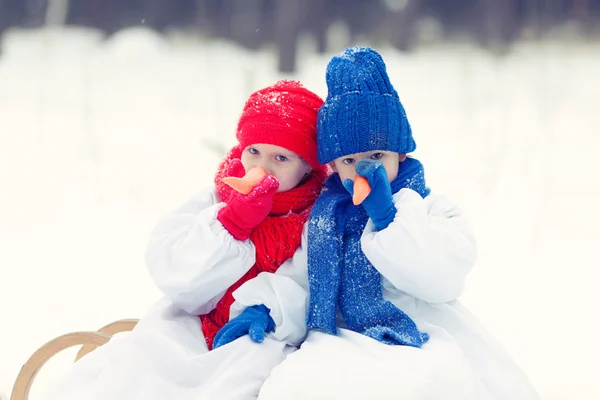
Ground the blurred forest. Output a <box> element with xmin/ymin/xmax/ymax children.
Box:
<box><xmin>1</xmin><ymin>0</ymin><xmax>598</xmax><ymax>71</ymax></box>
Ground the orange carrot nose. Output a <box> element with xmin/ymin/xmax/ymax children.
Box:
<box><xmin>352</xmin><ymin>176</ymin><xmax>372</xmax><ymax>205</ymax></box>
<box><xmin>222</xmin><ymin>166</ymin><xmax>268</xmax><ymax>195</ymax></box>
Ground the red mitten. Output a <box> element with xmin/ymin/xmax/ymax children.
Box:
<box><xmin>217</xmin><ymin>174</ymin><xmax>280</xmax><ymax>240</ymax></box>
<box><xmin>223</xmin><ymin>158</ymin><xmax>246</xmax><ymax>182</ymax></box>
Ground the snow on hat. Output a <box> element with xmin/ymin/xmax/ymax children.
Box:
<box><xmin>236</xmin><ymin>80</ymin><xmax>324</xmax><ymax>171</ymax></box>
<box><xmin>317</xmin><ymin>47</ymin><xmax>416</xmax><ymax>164</ymax></box>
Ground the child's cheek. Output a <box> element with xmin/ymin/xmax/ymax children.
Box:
<box><xmin>276</xmin><ymin>177</ymin><xmax>296</xmax><ymax>193</ymax></box>
<box><xmin>339</xmin><ymin>167</ymin><xmax>356</xmax><ymax>183</ymax></box>
<box><xmin>272</xmin><ymin>171</ymin><xmax>289</xmax><ymax>192</ymax></box>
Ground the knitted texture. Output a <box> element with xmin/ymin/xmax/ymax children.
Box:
<box><xmin>342</xmin><ymin>159</ymin><xmax>397</xmax><ymax>231</ymax></box>
<box><xmin>317</xmin><ymin>47</ymin><xmax>415</xmax><ymax>164</ymax></box>
<box><xmin>201</xmin><ymin>146</ymin><xmax>326</xmax><ymax>350</ymax></box>
<box><xmin>213</xmin><ymin>304</ymin><xmax>275</xmax><ymax>349</ymax></box>
<box><xmin>307</xmin><ymin>157</ymin><xmax>430</xmax><ymax>347</ymax></box>
<box><xmin>216</xmin><ymin>160</ymin><xmax>280</xmax><ymax>241</ymax></box>
<box><xmin>237</xmin><ymin>80</ymin><xmax>324</xmax><ymax>171</ymax></box>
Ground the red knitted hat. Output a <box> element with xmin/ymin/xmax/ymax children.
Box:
<box><xmin>236</xmin><ymin>80</ymin><xmax>324</xmax><ymax>171</ymax></box>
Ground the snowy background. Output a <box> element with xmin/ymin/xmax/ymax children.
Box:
<box><xmin>1</xmin><ymin>27</ymin><xmax>599</xmax><ymax>399</ymax></box>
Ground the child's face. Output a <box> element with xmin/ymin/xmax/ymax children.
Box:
<box><xmin>240</xmin><ymin>143</ymin><xmax>312</xmax><ymax>192</ymax></box>
<box><xmin>330</xmin><ymin>151</ymin><xmax>406</xmax><ymax>183</ymax></box>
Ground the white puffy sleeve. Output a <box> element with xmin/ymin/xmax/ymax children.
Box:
<box><xmin>229</xmin><ymin>224</ymin><xmax>310</xmax><ymax>346</ymax></box>
<box><xmin>145</xmin><ymin>187</ymin><xmax>256</xmax><ymax>315</ymax></box>
<box><xmin>361</xmin><ymin>188</ymin><xmax>477</xmax><ymax>304</ymax></box>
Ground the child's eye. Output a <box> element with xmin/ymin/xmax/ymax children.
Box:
<box><xmin>342</xmin><ymin>158</ymin><xmax>355</xmax><ymax>165</ymax></box>
<box><xmin>248</xmin><ymin>147</ymin><xmax>259</xmax><ymax>155</ymax></box>
<box><xmin>370</xmin><ymin>153</ymin><xmax>383</xmax><ymax>160</ymax></box>
<box><xmin>276</xmin><ymin>155</ymin><xmax>288</xmax><ymax>162</ymax></box>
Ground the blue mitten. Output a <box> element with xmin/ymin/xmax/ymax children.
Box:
<box><xmin>343</xmin><ymin>159</ymin><xmax>396</xmax><ymax>231</ymax></box>
<box><xmin>212</xmin><ymin>304</ymin><xmax>275</xmax><ymax>349</ymax></box>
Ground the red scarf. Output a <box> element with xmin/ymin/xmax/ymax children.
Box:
<box><xmin>200</xmin><ymin>147</ymin><xmax>326</xmax><ymax>349</ymax></box>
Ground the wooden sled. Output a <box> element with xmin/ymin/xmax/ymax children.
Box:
<box><xmin>10</xmin><ymin>319</ymin><xmax>139</xmax><ymax>400</ymax></box>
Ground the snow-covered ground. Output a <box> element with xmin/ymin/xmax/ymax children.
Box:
<box><xmin>0</xmin><ymin>27</ymin><xmax>598</xmax><ymax>399</ymax></box>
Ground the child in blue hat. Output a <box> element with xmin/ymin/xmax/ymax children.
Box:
<box><xmin>257</xmin><ymin>47</ymin><xmax>540</xmax><ymax>400</ymax></box>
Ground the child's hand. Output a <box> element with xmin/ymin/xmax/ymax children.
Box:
<box><xmin>212</xmin><ymin>304</ymin><xmax>275</xmax><ymax>349</ymax></box>
<box><xmin>224</xmin><ymin>158</ymin><xmax>246</xmax><ymax>180</ymax></box>
<box><xmin>217</xmin><ymin>173</ymin><xmax>280</xmax><ymax>240</ymax></box>
<box><xmin>343</xmin><ymin>159</ymin><xmax>396</xmax><ymax>231</ymax></box>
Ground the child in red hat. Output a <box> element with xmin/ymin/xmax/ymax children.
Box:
<box><xmin>42</xmin><ymin>80</ymin><xmax>328</xmax><ymax>400</ymax></box>
<box><xmin>200</xmin><ymin>80</ymin><xmax>327</xmax><ymax>350</ymax></box>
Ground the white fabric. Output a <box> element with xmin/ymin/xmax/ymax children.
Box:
<box><xmin>145</xmin><ymin>189</ymin><xmax>256</xmax><ymax>315</ymax></box>
<box><xmin>258</xmin><ymin>189</ymin><xmax>540</xmax><ymax>400</ymax></box>
<box><xmin>41</xmin><ymin>188</ymin><xmax>539</xmax><ymax>400</ymax></box>
<box><xmin>362</xmin><ymin>188</ymin><xmax>477</xmax><ymax>303</ymax></box>
<box><xmin>259</xmin><ymin>328</ymin><xmax>491</xmax><ymax>400</ymax></box>
<box><xmin>144</xmin><ymin>187</ymin><xmax>310</xmax><ymax>343</ymax></box>
<box><xmin>42</xmin><ymin>299</ymin><xmax>291</xmax><ymax>400</ymax></box>
<box><xmin>230</xmin><ymin>225</ymin><xmax>311</xmax><ymax>346</ymax></box>
<box><xmin>42</xmin><ymin>188</ymin><xmax>309</xmax><ymax>400</ymax></box>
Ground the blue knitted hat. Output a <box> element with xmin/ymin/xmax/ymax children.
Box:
<box><xmin>317</xmin><ymin>47</ymin><xmax>416</xmax><ymax>164</ymax></box>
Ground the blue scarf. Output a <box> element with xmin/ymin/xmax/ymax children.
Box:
<box><xmin>307</xmin><ymin>157</ymin><xmax>431</xmax><ymax>347</ymax></box>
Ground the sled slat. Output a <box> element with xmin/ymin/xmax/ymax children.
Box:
<box><xmin>75</xmin><ymin>319</ymin><xmax>139</xmax><ymax>361</ymax></box>
<box><xmin>11</xmin><ymin>331</ymin><xmax>111</xmax><ymax>400</ymax></box>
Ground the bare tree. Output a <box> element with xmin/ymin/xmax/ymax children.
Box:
<box><xmin>479</xmin><ymin>0</ymin><xmax>518</xmax><ymax>50</ymax></box>
<box><xmin>275</xmin><ymin>0</ymin><xmax>305</xmax><ymax>73</ymax></box>
<box><xmin>45</xmin><ymin>0</ymin><xmax>69</xmax><ymax>26</ymax></box>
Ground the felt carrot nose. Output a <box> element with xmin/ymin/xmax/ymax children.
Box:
<box><xmin>352</xmin><ymin>176</ymin><xmax>372</xmax><ymax>205</ymax></box>
<box><xmin>222</xmin><ymin>166</ymin><xmax>268</xmax><ymax>195</ymax></box>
